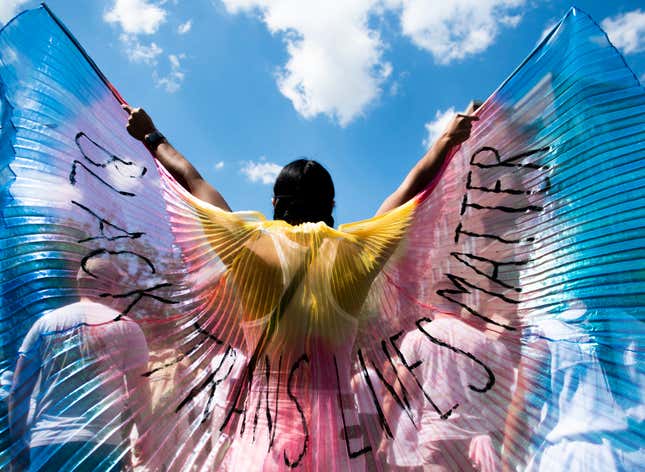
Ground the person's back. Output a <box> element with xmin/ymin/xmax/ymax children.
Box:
<box><xmin>391</xmin><ymin>315</ymin><xmax>512</xmax><ymax>471</ymax></box>
<box><xmin>17</xmin><ymin>300</ymin><xmax>149</xmax><ymax>470</ymax></box>
<box><xmin>412</xmin><ymin>317</ymin><xmax>511</xmax><ymax>439</ymax></box>
<box><xmin>526</xmin><ymin>313</ymin><xmax>644</xmax><ymax>472</ymax></box>
<box><xmin>539</xmin><ymin>319</ymin><xmax>627</xmax><ymax>441</ymax></box>
<box><xmin>228</xmin><ymin>226</ymin><xmax>394</xmax><ymax>471</ymax></box>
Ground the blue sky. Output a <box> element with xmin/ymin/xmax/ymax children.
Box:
<box><xmin>1</xmin><ymin>0</ymin><xmax>644</xmax><ymax>224</ymax></box>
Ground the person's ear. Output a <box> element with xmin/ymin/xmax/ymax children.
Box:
<box><xmin>272</xmin><ymin>197</ymin><xmax>276</xmax><ymax>207</ymax></box>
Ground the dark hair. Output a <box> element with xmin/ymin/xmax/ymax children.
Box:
<box><xmin>273</xmin><ymin>159</ymin><xmax>335</xmax><ymax>227</ymax></box>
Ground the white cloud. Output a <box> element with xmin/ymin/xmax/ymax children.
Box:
<box><xmin>387</xmin><ymin>0</ymin><xmax>525</xmax><ymax>64</ymax></box>
<box><xmin>169</xmin><ymin>54</ymin><xmax>181</xmax><ymax>68</ymax></box>
<box><xmin>499</xmin><ymin>14</ymin><xmax>522</xmax><ymax>27</ymax></box>
<box><xmin>214</xmin><ymin>161</ymin><xmax>225</xmax><ymax>170</ymax></box>
<box><xmin>389</xmin><ymin>81</ymin><xmax>400</xmax><ymax>96</ymax></box>
<box><xmin>154</xmin><ymin>53</ymin><xmax>186</xmax><ymax>93</ymax></box>
<box><xmin>104</xmin><ymin>0</ymin><xmax>167</xmax><ymax>35</ymax></box>
<box><xmin>0</xmin><ymin>0</ymin><xmax>30</xmax><ymax>25</ymax></box>
<box><xmin>601</xmin><ymin>9</ymin><xmax>645</xmax><ymax>55</ymax></box>
<box><xmin>389</xmin><ymin>70</ymin><xmax>409</xmax><ymax>97</ymax></box>
<box><xmin>105</xmin><ymin>0</ymin><xmax>187</xmax><ymax>93</ymax></box>
<box><xmin>222</xmin><ymin>0</ymin><xmax>391</xmax><ymax>126</ymax></box>
<box><xmin>120</xmin><ymin>34</ymin><xmax>163</xmax><ymax>64</ymax></box>
<box><xmin>422</xmin><ymin>107</ymin><xmax>455</xmax><ymax>148</ymax></box>
<box><xmin>221</xmin><ymin>1</ymin><xmax>528</xmax><ymax>124</ymax></box>
<box><xmin>241</xmin><ymin>159</ymin><xmax>282</xmax><ymax>184</ymax></box>
<box><xmin>177</xmin><ymin>19</ymin><xmax>193</xmax><ymax>34</ymax></box>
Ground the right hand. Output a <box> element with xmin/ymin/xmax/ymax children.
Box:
<box><xmin>123</xmin><ymin>105</ymin><xmax>156</xmax><ymax>141</ymax></box>
<box><xmin>441</xmin><ymin>100</ymin><xmax>482</xmax><ymax>147</ymax></box>
<box><xmin>442</xmin><ymin>112</ymin><xmax>479</xmax><ymax>147</ymax></box>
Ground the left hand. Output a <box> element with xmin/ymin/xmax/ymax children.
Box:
<box><xmin>123</xmin><ymin>105</ymin><xmax>157</xmax><ymax>142</ymax></box>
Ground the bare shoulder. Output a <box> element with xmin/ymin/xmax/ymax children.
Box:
<box><xmin>242</xmin><ymin>232</ymin><xmax>282</xmax><ymax>268</ymax></box>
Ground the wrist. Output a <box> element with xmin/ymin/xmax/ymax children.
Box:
<box><xmin>437</xmin><ymin>133</ymin><xmax>455</xmax><ymax>147</ymax></box>
<box><xmin>424</xmin><ymin>134</ymin><xmax>451</xmax><ymax>155</ymax></box>
<box><xmin>143</xmin><ymin>130</ymin><xmax>166</xmax><ymax>151</ymax></box>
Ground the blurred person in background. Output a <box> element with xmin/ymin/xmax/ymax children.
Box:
<box><xmin>8</xmin><ymin>258</ymin><xmax>151</xmax><ymax>471</ymax></box>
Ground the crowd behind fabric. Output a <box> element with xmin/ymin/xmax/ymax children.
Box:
<box><xmin>2</xmin><ymin>258</ymin><xmax>643</xmax><ymax>472</ymax></box>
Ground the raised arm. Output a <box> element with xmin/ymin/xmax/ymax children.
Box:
<box><xmin>376</xmin><ymin>103</ymin><xmax>480</xmax><ymax>216</ymax></box>
<box><xmin>123</xmin><ymin>105</ymin><xmax>231</xmax><ymax>211</ymax></box>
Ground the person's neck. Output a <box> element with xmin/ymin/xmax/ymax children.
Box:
<box><xmin>79</xmin><ymin>295</ymin><xmax>124</xmax><ymax>312</ymax></box>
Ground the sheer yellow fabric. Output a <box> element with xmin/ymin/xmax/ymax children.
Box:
<box><xmin>166</xmin><ymin>175</ymin><xmax>418</xmax><ymax>354</ymax></box>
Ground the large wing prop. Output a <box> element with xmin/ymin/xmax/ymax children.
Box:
<box><xmin>350</xmin><ymin>7</ymin><xmax>645</xmax><ymax>469</ymax></box>
<box><xmin>0</xmin><ymin>4</ymin><xmax>643</xmax><ymax>472</ymax></box>
<box><xmin>0</xmin><ymin>6</ymin><xmax>244</xmax><ymax>470</ymax></box>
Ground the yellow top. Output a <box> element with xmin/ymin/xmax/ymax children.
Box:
<box><xmin>166</xmin><ymin>180</ymin><xmax>419</xmax><ymax>353</ymax></box>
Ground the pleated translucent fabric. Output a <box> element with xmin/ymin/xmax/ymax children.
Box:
<box><xmin>0</xmin><ymin>5</ymin><xmax>643</xmax><ymax>471</ymax></box>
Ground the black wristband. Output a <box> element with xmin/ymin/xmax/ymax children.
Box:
<box><xmin>143</xmin><ymin>130</ymin><xmax>166</xmax><ymax>150</ymax></box>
